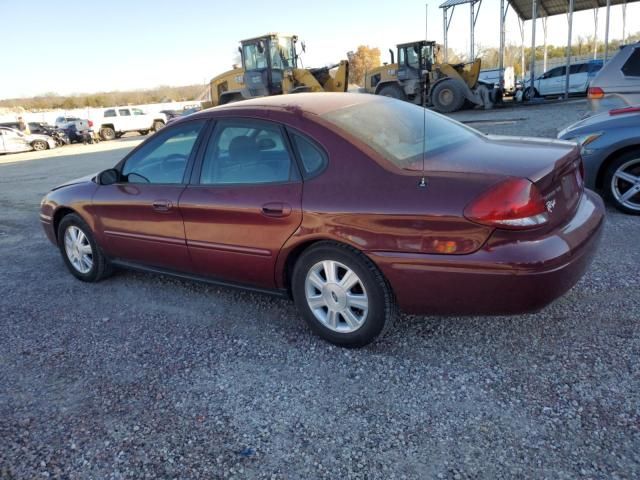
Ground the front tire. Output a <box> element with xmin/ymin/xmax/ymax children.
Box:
<box><xmin>430</xmin><ymin>80</ymin><xmax>465</xmax><ymax>113</ymax></box>
<box><xmin>291</xmin><ymin>242</ymin><xmax>395</xmax><ymax>347</ymax></box>
<box><xmin>138</xmin><ymin>130</ymin><xmax>149</xmax><ymax>136</ymax></box>
<box><xmin>58</xmin><ymin>213</ymin><xmax>112</xmax><ymax>282</ymax></box>
<box><xmin>523</xmin><ymin>86</ymin><xmax>539</xmax><ymax>102</ymax></box>
<box><xmin>152</xmin><ymin>121</ymin><xmax>164</xmax><ymax>132</ymax></box>
<box><xmin>32</xmin><ymin>140</ymin><xmax>48</xmax><ymax>151</ymax></box>
<box><xmin>603</xmin><ymin>149</ymin><xmax>640</xmax><ymax>215</ymax></box>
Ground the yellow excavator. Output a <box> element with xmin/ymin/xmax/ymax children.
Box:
<box><xmin>205</xmin><ymin>33</ymin><xmax>349</xmax><ymax>107</ymax></box>
<box><xmin>364</xmin><ymin>40</ymin><xmax>497</xmax><ymax>113</ymax></box>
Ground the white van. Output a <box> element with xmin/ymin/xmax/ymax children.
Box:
<box><xmin>478</xmin><ymin>67</ymin><xmax>515</xmax><ymax>95</ymax></box>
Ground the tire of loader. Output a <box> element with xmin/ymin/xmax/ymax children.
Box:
<box><xmin>430</xmin><ymin>80</ymin><xmax>465</xmax><ymax>113</ymax></box>
<box><xmin>378</xmin><ymin>84</ymin><xmax>407</xmax><ymax>101</ymax></box>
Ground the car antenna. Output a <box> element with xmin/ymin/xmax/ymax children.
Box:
<box><xmin>419</xmin><ymin>2</ymin><xmax>428</xmax><ymax>189</ymax></box>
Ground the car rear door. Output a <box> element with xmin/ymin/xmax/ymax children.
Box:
<box><xmin>92</xmin><ymin>119</ymin><xmax>207</xmax><ymax>271</ymax></box>
<box><xmin>179</xmin><ymin>118</ymin><xmax>303</xmax><ymax>289</ymax></box>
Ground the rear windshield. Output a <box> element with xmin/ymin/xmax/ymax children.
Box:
<box><xmin>321</xmin><ymin>97</ymin><xmax>478</xmax><ymax>170</ymax></box>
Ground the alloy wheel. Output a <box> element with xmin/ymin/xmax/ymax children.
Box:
<box><xmin>304</xmin><ymin>260</ymin><xmax>368</xmax><ymax>333</ymax></box>
<box><xmin>64</xmin><ymin>226</ymin><xmax>94</xmax><ymax>274</ymax></box>
<box><xmin>611</xmin><ymin>158</ymin><xmax>640</xmax><ymax>212</ymax></box>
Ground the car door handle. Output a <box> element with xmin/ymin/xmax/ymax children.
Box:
<box><xmin>152</xmin><ymin>200</ymin><xmax>173</xmax><ymax>212</ymax></box>
<box><xmin>261</xmin><ymin>202</ymin><xmax>291</xmax><ymax>217</ymax></box>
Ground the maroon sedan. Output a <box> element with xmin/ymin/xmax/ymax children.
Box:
<box><xmin>40</xmin><ymin>93</ymin><xmax>604</xmax><ymax>347</ymax></box>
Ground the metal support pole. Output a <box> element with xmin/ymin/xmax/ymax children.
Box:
<box><xmin>542</xmin><ymin>16</ymin><xmax>548</xmax><ymax>72</ymax></box>
<box><xmin>518</xmin><ymin>17</ymin><xmax>525</xmax><ymax>83</ymax></box>
<box><xmin>529</xmin><ymin>0</ymin><xmax>538</xmax><ymax>95</ymax></box>
<box><xmin>623</xmin><ymin>3</ymin><xmax>627</xmax><ymax>44</ymax></box>
<box><xmin>593</xmin><ymin>7</ymin><xmax>599</xmax><ymax>60</ymax></box>
<box><xmin>604</xmin><ymin>0</ymin><xmax>611</xmax><ymax>60</ymax></box>
<box><xmin>499</xmin><ymin>0</ymin><xmax>506</xmax><ymax>87</ymax></box>
<box><xmin>443</xmin><ymin>8</ymin><xmax>448</xmax><ymax>62</ymax></box>
<box><xmin>470</xmin><ymin>1</ymin><xmax>475</xmax><ymax>60</ymax></box>
<box><xmin>565</xmin><ymin>0</ymin><xmax>574</xmax><ymax>99</ymax></box>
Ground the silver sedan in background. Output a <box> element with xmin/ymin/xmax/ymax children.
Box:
<box><xmin>0</xmin><ymin>126</ymin><xmax>57</xmax><ymax>154</ymax></box>
<box><xmin>558</xmin><ymin>106</ymin><xmax>640</xmax><ymax>214</ymax></box>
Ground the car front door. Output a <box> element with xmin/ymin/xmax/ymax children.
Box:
<box><xmin>0</xmin><ymin>128</ymin><xmax>29</xmax><ymax>152</ymax></box>
<box><xmin>118</xmin><ymin>108</ymin><xmax>133</xmax><ymax>132</ymax></box>
<box><xmin>179</xmin><ymin>118</ymin><xmax>303</xmax><ymax>288</ymax></box>
<box><xmin>92</xmin><ymin>119</ymin><xmax>207</xmax><ymax>271</ymax></box>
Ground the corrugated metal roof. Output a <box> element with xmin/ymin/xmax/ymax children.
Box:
<box><xmin>506</xmin><ymin>0</ymin><xmax>639</xmax><ymax>21</ymax></box>
<box><xmin>439</xmin><ymin>0</ymin><xmax>480</xmax><ymax>8</ymax></box>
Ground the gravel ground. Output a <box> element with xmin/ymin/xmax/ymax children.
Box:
<box><xmin>1</xmin><ymin>103</ymin><xmax>639</xmax><ymax>479</ymax></box>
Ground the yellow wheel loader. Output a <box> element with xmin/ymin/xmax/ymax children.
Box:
<box><xmin>205</xmin><ymin>33</ymin><xmax>349</xmax><ymax>107</ymax></box>
<box><xmin>364</xmin><ymin>40</ymin><xmax>498</xmax><ymax>113</ymax></box>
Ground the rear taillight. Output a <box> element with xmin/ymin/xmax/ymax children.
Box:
<box><xmin>588</xmin><ymin>87</ymin><xmax>605</xmax><ymax>99</ymax></box>
<box><xmin>464</xmin><ymin>178</ymin><xmax>549</xmax><ymax>230</ymax></box>
<box><xmin>88</xmin><ymin>120</ymin><xmax>94</xmax><ymax>127</ymax></box>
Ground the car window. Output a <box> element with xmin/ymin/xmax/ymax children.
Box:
<box><xmin>200</xmin><ymin>120</ymin><xmax>295</xmax><ymax>185</ymax></box>
<box><xmin>119</xmin><ymin>109</ymin><xmax>131</xmax><ymax>116</ymax></box>
<box><xmin>132</xmin><ymin>108</ymin><xmax>144</xmax><ymax>115</ymax></box>
<box><xmin>290</xmin><ymin>132</ymin><xmax>327</xmax><ymax>177</ymax></box>
<box><xmin>569</xmin><ymin>64</ymin><xmax>583</xmax><ymax>74</ymax></box>
<box><xmin>322</xmin><ymin>97</ymin><xmax>477</xmax><ymax>170</ymax></box>
<box><xmin>549</xmin><ymin>67</ymin><xmax>566</xmax><ymax>78</ymax></box>
<box><xmin>622</xmin><ymin>48</ymin><xmax>640</xmax><ymax>77</ymax></box>
<box><xmin>104</xmin><ymin>109</ymin><xmax>116</xmax><ymax>118</ymax></box>
<box><xmin>121</xmin><ymin>120</ymin><xmax>205</xmax><ymax>184</ymax></box>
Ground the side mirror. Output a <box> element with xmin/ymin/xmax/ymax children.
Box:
<box><xmin>97</xmin><ymin>168</ymin><xmax>120</xmax><ymax>185</ymax></box>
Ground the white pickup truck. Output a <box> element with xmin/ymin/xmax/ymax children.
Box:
<box><xmin>97</xmin><ymin>107</ymin><xmax>167</xmax><ymax>140</ymax></box>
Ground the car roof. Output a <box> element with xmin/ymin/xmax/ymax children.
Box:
<box><xmin>199</xmin><ymin>92</ymin><xmax>383</xmax><ymax>117</ymax></box>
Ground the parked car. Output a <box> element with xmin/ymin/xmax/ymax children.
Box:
<box><xmin>0</xmin><ymin>126</ymin><xmax>56</xmax><ymax>152</ymax></box>
<box><xmin>558</xmin><ymin>105</ymin><xmax>640</xmax><ymax>214</ymax></box>
<box><xmin>479</xmin><ymin>66</ymin><xmax>515</xmax><ymax>95</ymax></box>
<box><xmin>524</xmin><ymin>60</ymin><xmax>603</xmax><ymax>100</ymax></box>
<box><xmin>40</xmin><ymin>93</ymin><xmax>604</xmax><ymax>347</ymax></box>
<box><xmin>97</xmin><ymin>107</ymin><xmax>166</xmax><ymax>141</ymax></box>
<box><xmin>588</xmin><ymin>41</ymin><xmax>640</xmax><ymax>113</ymax></box>
<box><xmin>28</xmin><ymin>123</ymin><xmax>70</xmax><ymax>146</ymax></box>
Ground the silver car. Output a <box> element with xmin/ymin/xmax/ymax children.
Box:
<box><xmin>0</xmin><ymin>127</ymin><xmax>57</xmax><ymax>154</ymax></box>
<box><xmin>558</xmin><ymin>106</ymin><xmax>640</xmax><ymax>214</ymax></box>
<box><xmin>588</xmin><ymin>41</ymin><xmax>640</xmax><ymax>113</ymax></box>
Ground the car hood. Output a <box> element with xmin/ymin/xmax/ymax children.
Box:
<box><xmin>51</xmin><ymin>173</ymin><xmax>96</xmax><ymax>191</ymax></box>
<box><xmin>27</xmin><ymin>133</ymin><xmax>53</xmax><ymax>141</ymax></box>
<box><xmin>558</xmin><ymin>108</ymin><xmax>640</xmax><ymax>138</ymax></box>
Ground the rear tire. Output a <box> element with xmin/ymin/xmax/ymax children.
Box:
<box><xmin>378</xmin><ymin>84</ymin><xmax>407</xmax><ymax>101</ymax></box>
<box><xmin>603</xmin><ymin>149</ymin><xmax>640</xmax><ymax>215</ymax></box>
<box><xmin>138</xmin><ymin>130</ymin><xmax>149</xmax><ymax>136</ymax></box>
<box><xmin>291</xmin><ymin>242</ymin><xmax>395</xmax><ymax>348</ymax></box>
<box><xmin>100</xmin><ymin>127</ymin><xmax>116</xmax><ymax>141</ymax></box>
<box><xmin>152</xmin><ymin>121</ymin><xmax>164</xmax><ymax>132</ymax></box>
<box><xmin>430</xmin><ymin>80</ymin><xmax>465</xmax><ymax>113</ymax></box>
<box><xmin>57</xmin><ymin>213</ymin><xmax>112</xmax><ymax>282</ymax></box>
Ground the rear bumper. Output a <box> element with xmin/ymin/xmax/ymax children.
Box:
<box><xmin>369</xmin><ymin>190</ymin><xmax>605</xmax><ymax>315</ymax></box>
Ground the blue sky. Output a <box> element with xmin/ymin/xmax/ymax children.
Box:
<box><xmin>1</xmin><ymin>0</ymin><xmax>637</xmax><ymax>99</ymax></box>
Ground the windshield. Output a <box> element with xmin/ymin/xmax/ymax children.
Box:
<box><xmin>321</xmin><ymin>98</ymin><xmax>478</xmax><ymax>169</ymax></box>
<box><xmin>243</xmin><ymin>42</ymin><xmax>268</xmax><ymax>70</ymax></box>
<box><xmin>270</xmin><ymin>36</ymin><xmax>295</xmax><ymax>69</ymax></box>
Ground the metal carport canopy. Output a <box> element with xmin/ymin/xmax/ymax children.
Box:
<box><xmin>507</xmin><ymin>0</ymin><xmax>632</xmax><ymax>20</ymax></box>
<box><xmin>506</xmin><ymin>0</ymin><xmax>638</xmax><ymax>99</ymax></box>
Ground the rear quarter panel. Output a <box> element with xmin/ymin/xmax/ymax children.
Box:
<box><xmin>258</xmin><ymin>109</ymin><xmax>497</xmax><ymax>288</ymax></box>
